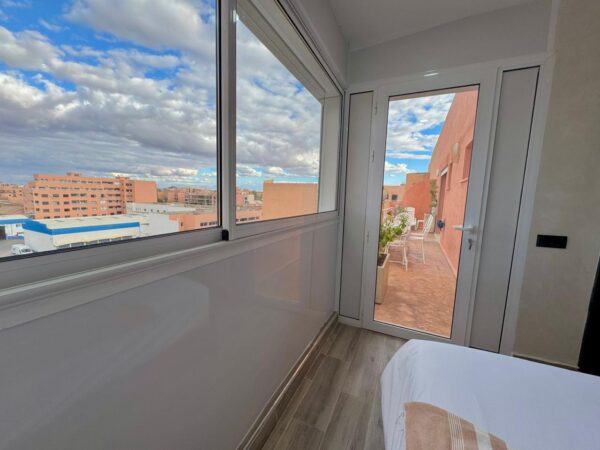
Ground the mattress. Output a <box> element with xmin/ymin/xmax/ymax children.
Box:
<box><xmin>381</xmin><ymin>340</ymin><xmax>600</xmax><ymax>450</ymax></box>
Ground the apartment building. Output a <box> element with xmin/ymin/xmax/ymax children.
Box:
<box><xmin>162</xmin><ymin>187</ymin><xmax>217</xmax><ymax>206</ymax></box>
<box><xmin>0</xmin><ymin>183</ymin><xmax>24</xmax><ymax>204</ymax></box>
<box><xmin>22</xmin><ymin>172</ymin><xmax>157</xmax><ymax>219</ymax></box>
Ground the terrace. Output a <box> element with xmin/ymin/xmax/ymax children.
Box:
<box><xmin>375</xmin><ymin>233</ymin><xmax>456</xmax><ymax>338</ymax></box>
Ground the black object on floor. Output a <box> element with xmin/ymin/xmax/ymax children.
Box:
<box><xmin>579</xmin><ymin>256</ymin><xmax>600</xmax><ymax>376</ymax></box>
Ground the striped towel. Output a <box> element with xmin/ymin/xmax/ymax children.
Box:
<box><xmin>404</xmin><ymin>402</ymin><xmax>512</xmax><ymax>450</ymax></box>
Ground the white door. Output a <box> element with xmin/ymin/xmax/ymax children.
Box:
<box><xmin>360</xmin><ymin>68</ymin><xmax>497</xmax><ymax>344</ymax></box>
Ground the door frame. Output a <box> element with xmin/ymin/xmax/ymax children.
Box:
<box><xmin>359</xmin><ymin>66</ymin><xmax>499</xmax><ymax>345</ymax></box>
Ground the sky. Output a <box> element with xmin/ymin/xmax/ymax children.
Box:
<box><xmin>0</xmin><ymin>0</ymin><xmax>322</xmax><ymax>191</ymax></box>
<box><xmin>384</xmin><ymin>93</ymin><xmax>454</xmax><ymax>185</ymax></box>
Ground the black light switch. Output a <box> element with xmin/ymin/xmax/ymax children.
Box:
<box><xmin>536</xmin><ymin>234</ymin><xmax>568</xmax><ymax>249</ymax></box>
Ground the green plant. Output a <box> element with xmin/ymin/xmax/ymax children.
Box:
<box><xmin>429</xmin><ymin>179</ymin><xmax>438</xmax><ymax>208</ymax></box>
<box><xmin>378</xmin><ymin>209</ymin><xmax>409</xmax><ymax>261</ymax></box>
<box><xmin>378</xmin><ymin>219</ymin><xmax>396</xmax><ymax>255</ymax></box>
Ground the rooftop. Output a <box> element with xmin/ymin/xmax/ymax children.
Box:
<box><xmin>24</xmin><ymin>214</ymin><xmax>148</xmax><ymax>234</ymax></box>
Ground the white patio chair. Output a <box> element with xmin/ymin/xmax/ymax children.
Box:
<box><xmin>408</xmin><ymin>214</ymin><xmax>434</xmax><ymax>263</ymax></box>
<box><xmin>388</xmin><ymin>227</ymin><xmax>410</xmax><ymax>271</ymax></box>
<box><xmin>415</xmin><ymin>213</ymin><xmax>430</xmax><ymax>230</ymax></box>
<box><xmin>404</xmin><ymin>207</ymin><xmax>416</xmax><ymax>229</ymax></box>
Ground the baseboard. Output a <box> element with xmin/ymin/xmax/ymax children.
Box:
<box><xmin>513</xmin><ymin>352</ymin><xmax>579</xmax><ymax>371</ymax></box>
<box><xmin>338</xmin><ymin>315</ymin><xmax>361</xmax><ymax>327</ymax></box>
<box><xmin>237</xmin><ymin>312</ymin><xmax>338</xmax><ymax>450</ymax></box>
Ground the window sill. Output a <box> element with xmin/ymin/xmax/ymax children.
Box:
<box><xmin>0</xmin><ymin>227</ymin><xmax>223</xmax><ymax>292</ymax></box>
<box><xmin>227</xmin><ymin>210</ymin><xmax>338</xmax><ymax>240</ymax></box>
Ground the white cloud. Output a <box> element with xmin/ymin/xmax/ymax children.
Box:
<box><xmin>39</xmin><ymin>19</ymin><xmax>64</xmax><ymax>32</ymax></box>
<box><xmin>384</xmin><ymin>161</ymin><xmax>415</xmax><ymax>174</ymax></box>
<box><xmin>385</xmin><ymin>151</ymin><xmax>431</xmax><ymax>160</ymax></box>
<box><xmin>234</xmin><ymin>21</ymin><xmax>322</xmax><ymax>179</ymax></box>
<box><xmin>236</xmin><ymin>164</ymin><xmax>262</xmax><ymax>177</ymax></box>
<box><xmin>1</xmin><ymin>0</ymin><xmax>30</xmax><ymax>8</ymax></box>
<box><xmin>0</xmin><ymin>26</ymin><xmax>62</xmax><ymax>69</ymax></box>
<box><xmin>266</xmin><ymin>166</ymin><xmax>288</xmax><ymax>176</ymax></box>
<box><xmin>0</xmin><ymin>1</ymin><xmax>325</xmax><ymax>188</ymax></box>
<box><xmin>150</xmin><ymin>167</ymin><xmax>197</xmax><ymax>177</ymax></box>
<box><xmin>65</xmin><ymin>0</ymin><xmax>215</xmax><ymax>58</ymax></box>
<box><xmin>386</xmin><ymin>94</ymin><xmax>454</xmax><ymax>153</ymax></box>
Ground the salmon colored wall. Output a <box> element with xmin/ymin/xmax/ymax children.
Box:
<box><xmin>428</xmin><ymin>90</ymin><xmax>478</xmax><ymax>274</ymax></box>
<box><xmin>261</xmin><ymin>182</ymin><xmax>318</xmax><ymax>220</ymax></box>
<box><xmin>399</xmin><ymin>173</ymin><xmax>431</xmax><ymax>222</ymax></box>
<box><xmin>131</xmin><ymin>180</ymin><xmax>158</xmax><ymax>203</ymax></box>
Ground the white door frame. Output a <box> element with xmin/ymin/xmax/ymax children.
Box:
<box><xmin>359</xmin><ymin>66</ymin><xmax>499</xmax><ymax>345</ymax></box>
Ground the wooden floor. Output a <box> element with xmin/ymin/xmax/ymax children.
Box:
<box><xmin>262</xmin><ymin>323</ymin><xmax>406</xmax><ymax>449</ymax></box>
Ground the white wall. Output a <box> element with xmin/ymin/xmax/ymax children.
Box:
<box><xmin>347</xmin><ymin>0</ymin><xmax>552</xmax><ymax>86</ymax></box>
<box><xmin>288</xmin><ymin>0</ymin><xmax>348</xmax><ymax>86</ymax></box>
<box><xmin>23</xmin><ymin>230</ymin><xmax>54</xmax><ymax>252</ymax></box>
<box><xmin>141</xmin><ymin>213</ymin><xmax>180</xmax><ymax>237</ymax></box>
<box><xmin>514</xmin><ymin>0</ymin><xmax>600</xmax><ymax>367</ymax></box>
<box><xmin>0</xmin><ymin>220</ymin><xmax>338</xmax><ymax>449</ymax></box>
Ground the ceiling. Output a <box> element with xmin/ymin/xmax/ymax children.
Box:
<box><xmin>327</xmin><ymin>0</ymin><xmax>537</xmax><ymax>51</ymax></box>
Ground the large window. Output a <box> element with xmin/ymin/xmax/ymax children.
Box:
<box><xmin>0</xmin><ymin>0</ymin><xmax>218</xmax><ymax>260</ymax></box>
<box><xmin>0</xmin><ymin>0</ymin><xmax>342</xmax><ymax>264</ymax></box>
<box><xmin>235</xmin><ymin>0</ymin><xmax>341</xmax><ymax>224</ymax></box>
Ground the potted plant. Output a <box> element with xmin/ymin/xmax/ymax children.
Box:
<box><xmin>375</xmin><ymin>213</ymin><xmax>407</xmax><ymax>304</ymax></box>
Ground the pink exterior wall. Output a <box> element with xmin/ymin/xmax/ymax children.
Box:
<box><xmin>428</xmin><ymin>90</ymin><xmax>478</xmax><ymax>274</ymax></box>
<box><xmin>261</xmin><ymin>181</ymin><xmax>318</xmax><ymax>220</ymax></box>
<box><xmin>399</xmin><ymin>172</ymin><xmax>430</xmax><ymax>222</ymax></box>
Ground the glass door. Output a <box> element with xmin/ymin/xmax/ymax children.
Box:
<box><xmin>361</xmin><ymin>71</ymin><xmax>497</xmax><ymax>344</ymax></box>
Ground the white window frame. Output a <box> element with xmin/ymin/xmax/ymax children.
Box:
<box><xmin>0</xmin><ymin>0</ymin><xmax>344</xmax><ymax>294</ymax></box>
<box><xmin>359</xmin><ymin>68</ymin><xmax>497</xmax><ymax>346</ymax></box>
<box><xmin>0</xmin><ymin>1</ymin><xmax>225</xmax><ymax>290</ymax></box>
<box><xmin>223</xmin><ymin>0</ymin><xmax>343</xmax><ymax>241</ymax></box>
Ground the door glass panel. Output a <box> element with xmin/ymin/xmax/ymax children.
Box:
<box><xmin>374</xmin><ymin>86</ymin><xmax>479</xmax><ymax>338</ymax></box>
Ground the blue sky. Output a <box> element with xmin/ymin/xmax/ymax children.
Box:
<box><xmin>0</xmin><ymin>0</ymin><xmax>321</xmax><ymax>192</ymax></box>
<box><xmin>384</xmin><ymin>94</ymin><xmax>454</xmax><ymax>185</ymax></box>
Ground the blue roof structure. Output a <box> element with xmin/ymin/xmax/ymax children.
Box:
<box><xmin>23</xmin><ymin>221</ymin><xmax>140</xmax><ymax>235</ymax></box>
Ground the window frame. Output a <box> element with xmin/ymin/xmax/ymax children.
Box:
<box><xmin>0</xmin><ymin>0</ymin><xmax>344</xmax><ymax>288</ymax></box>
<box><xmin>223</xmin><ymin>0</ymin><xmax>344</xmax><ymax>240</ymax></box>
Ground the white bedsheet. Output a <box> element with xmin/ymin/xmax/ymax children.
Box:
<box><xmin>381</xmin><ymin>340</ymin><xmax>600</xmax><ymax>450</ymax></box>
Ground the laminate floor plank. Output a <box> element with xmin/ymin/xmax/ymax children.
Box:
<box><xmin>363</xmin><ymin>383</ymin><xmax>386</xmax><ymax>450</ymax></box>
<box><xmin>342</xmin><ymin>330</ymin><xmax>390</xmax><ymax>401</ymax></box>
<box><xmin>262</xmin><ymin>324</ymin><xmax>406</xmax><ymax>450</ymax></box>
<box><xmin>326</xmin><ymin>325</ymin><xmax>361</xmax><ymax>363</ymax></box>
<box><xmin>262</xmin><ymin>379</ymin><xmax>312</xmax><ymax>450</ymax></box>
<box><xmin>277</xmin><ymin>419</ymin><xmax>324</xmax><ymax>450</ymax></box>
<box><xmin>320</xmin><ymin>392</ymin><xmax>371</xmax><ymax>450</ymax></box>
<box><xmin>293</xmin><ymin>355</ymin><xmax>348</xmax><ymax>431</ymax></box>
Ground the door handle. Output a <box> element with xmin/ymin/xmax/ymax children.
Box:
<box><xmin>453</xmin><ymin>224</ymin><xmax>475</xmax><ymax>233</ymax></box>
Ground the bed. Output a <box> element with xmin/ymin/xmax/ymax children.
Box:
<box><xmin>381</xmin><ymin>340</ymin><xmax>600</xmax><ymax>450</ymax></box>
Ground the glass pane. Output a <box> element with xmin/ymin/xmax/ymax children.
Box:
<box><xmin>374</xmin><ymin>86</ymin><xmax>479</xmax><ymax>338</ymax></box>
<box><xmin>0</xmin><ymin>0</ymin><xmax>218</xmax><ymax>259</ymax></box>
<box><xmin>235</xmin><ymin>18</ymin><xmax>322</xmax><ymax>223</ymax></box>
